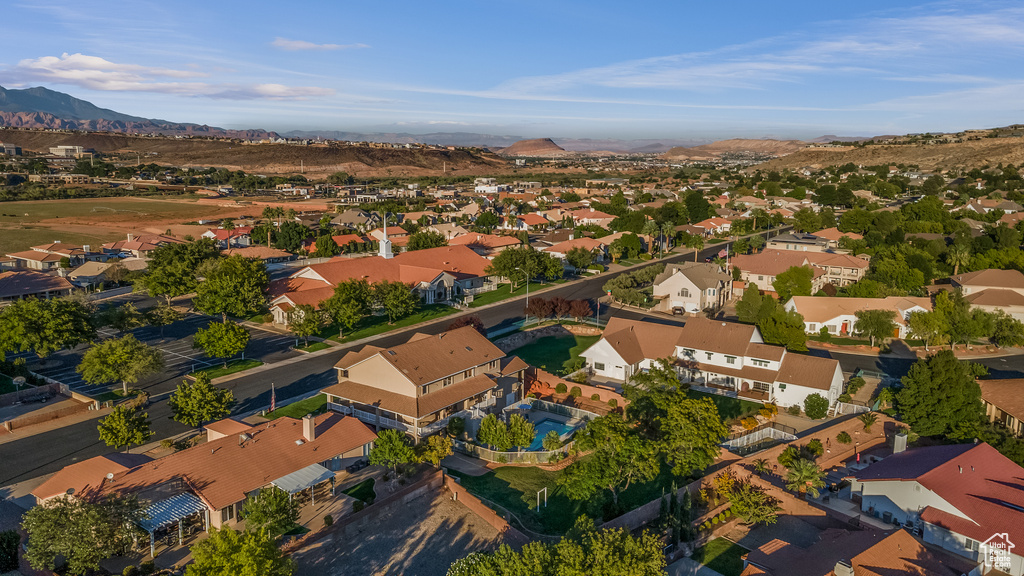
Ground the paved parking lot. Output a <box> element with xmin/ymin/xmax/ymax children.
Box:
<box><xmin>13</xmin><ymin>313</ymin><xmax>299</xmax><ymax>394</ymax></box>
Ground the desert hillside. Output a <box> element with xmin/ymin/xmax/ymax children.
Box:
<box><xmin>662</xmin><ymin>138</ymin><xmax>807</xmax><ymax>160</ymax></box>
<box><xmin>496</xmin><ymin>138</ymin><xmax>569</xmax><ymax>157</ymax></box>
<box><xmin>0</xmin><ymin>129</ymin><xmax>508</xmax><ymax>177</ymax></box>
<box><xmin>755</xmin><ymin>138</ymin><xmax>1024</xmax><ymax>171</ymax></box>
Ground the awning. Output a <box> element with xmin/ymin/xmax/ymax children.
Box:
<box><xmin>271</xmin><ymin>463</ymin><xmax>334</xmax><ymax>494</ymax></box>
<box><xmin>139</xmin><ymin>492</ymin><xmax>208</xmax><ymax>532</ymax></box>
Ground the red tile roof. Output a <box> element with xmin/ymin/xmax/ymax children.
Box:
<box><xmin>449</xmin><ymin>233</ymin><xmax>521</xmax><ymax>249</ymax></box>
<box><xmin>32</xmin><ymin>453</ymin><xmax>153</xmax><ymax>501</ymax></box>
<box><xmin>0</xmin><ymin>270</ymin><xmax>74</xmax><ymax>298</ymax></box>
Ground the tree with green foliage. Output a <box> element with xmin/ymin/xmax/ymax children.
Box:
<box><xmin>684</xmin><ymin>190</ymin><xmax>712</xmax><ymax>223</ymax></box>
<box><xmin>785</xmin><ymin>458</ymin><xmax>827</xmax><ymax>498</ymax></box>
<box><xmin>407</xmin><ymin>230</ymin><xmax>448</xmax><ymax>251</ymax></box>
<box><xmin>854</xmin><ymin>309</ymin><xmax>897</xmax><ymax>347</ymax></box>
<box><xmin>322</xmin><ymin>279</ymin><xmax>372</xmax><ymax>338</ymax></box>
<box><xmin>327</xmin><ymin>171</ymin><xmax>352</xmax><ymax>185</ymax></box>
<box><xmin>542</xmin><ymin>430</ymin><xmax>562</xmax><ymax>451</ymax></box>
<box><xmin>897</xmin><ymin>350</ymin><xmax>983</xmax><ymax>437</ymax></box>
<box><xmin>946</xmin><ymin>243</ymin><xmax>971</xmax><ymax>275</ymax></box>
<box><xmin>168</xmin><ymin>372</ymin><xmax>235</xmax><ymax>430</ymax></box>
<box><xmin>558</xmin><ymin>415</ymin><xmax>659</xmax><ymax>508</ymax></box>
<box><xmin>474</xmin><ymin>211</ymin><xmax>500</xmax><ymax>231</ymax></box>
<box><xmin>732</xmin><ymin>237</ymin><xmax>749</xmax><ymax>256</ymax></box>
<box><xmin>906</xmin><ymin>310</ymin><xmax>948</xmax><ymax>351</ymax></box>
<box><xmin>0</xmin><ymin>297</ymin><xmax>96</xmax><ymax>360</ymax></box>
<box><xmin>792</xmin><ymin>208</ymin><xmax>822</xmax><ymax>233</ymax></box>
<box><xmin>566</xmin><ymin>246</ymin><xmax>595</xmax><ymax>272</ymax></box>
<box><xmin>0</xmin><ymin>530</ymin><xmax>17</xmax><ymax>573</ymax></box>
<box><xmin>136</xmin><ymin>238</ymin><xmax>220</xmax><ymax>305</ymax></box>
<box><xmin>369</xmin><ymin>429</ymin><xmax>416</xmax><ymax>474</ymax></box>
<box><xmin>485</xmin><ymin>245</ymin><xmax>563</xmax><ymax>291</ymax></box>
<box><xmin>287</xmin><ymin>304</ymin><xmax>325</xmax><ymax>346</ymax></box>
<box><xmin>241</xmin><ymin>486</ymin><xmax>300</xmax><ymax>537</ymax></box>
<box><xmin>508</xmin><ymin>413</ymin><xmax>536</xmax><ymax>452</ymax></box>
<box><xmin>77</xmin><ymin>335</ymin><xmax>164</xmax><ymax>395</ymax></box>
<box><xmin>97</xmin><ymin>404</ymin><xmax>152</xmax><ymax>452</ymax></box>
<box><xmin>185</xmin><ymin>527</ymin><xmax>295</xmax><ymax>576</ymax></box>
<box><xmin>146</xmin><ymin>303</ymin><xmax>183</xmax><ymax>337</ymax></box>
<box><xmin>272</xmin><ymin>221</ymin><xmax>310</xmax><ymax>253</ymax></box>
<box><xmin>418</xmin><ymin>434</ymin><xmax>453</xmax><ymax>467</ymax></box>
<box><xmin>735</xmin><ymin>283</ymin><xmax>764</xmax><ymax>324</ymax></box>
<box><xmin>802</xmin><ymin>393</ymin><xmax>829</xmax><ymax>420</ymax></box>
<box><xmin>23</xmin><ymin>495</ymin><xmax>145</xmax><ymax>575</ymax></box>
<box><xmin>685</xmin><ymin>234</ymin><xmax>705</xmax><ymax>262</ymax></box>
<box><xmin>728</xmin><ymin>480</ymin><xmax>780</xmax><ymax>525</ymax></box>
<box><xmin>372</xmin><ymin>280</ymin><xmax>420</xmax><ymax>324</ymax></box>
<box><xmin>991</xmin><ymin>311</ymin><xmax>1024</xmax><ymax>348</ymax></box>
<box><xmin>660</xmin><ymin>396</ymin><xmax>729</xmax><ymax>476</ymax></box>
<box><xmin>476</xmin><ymin>413</ymin><xmax>513</xmax><ymax>451</ymax></box>
<box><xmin>98</xmin><ymin>302</ymin><xmax>146</xmax><ymax>333</ymax></box>
<box><xmin>757</xmin><ymin>303</ymin><xmax>808</xmax><ymax>351</ymax></box>
<box><xmin>311</xmin><ymin>235</ymin><xmax>341</xmax><ymax>258</ymax></box>
<box><xmin>194</xmin><ymin>255</ymin><xmax>269</xmax><ymax>322</ymax></box>
<box><xmin>772</xmin><ymin>265</ymin><xmax>813</xmax><ymax>301</ymax></box>
<box><xmin>193</xmin><ymin>321</ymin><xmax>250</xmax><ymax>368</ymax></box>
<box><xmin>935</xmin><ymin>290</ymin><xmax>992</xmax><ymax>349</ymax></box>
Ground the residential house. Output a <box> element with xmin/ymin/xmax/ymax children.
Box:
<box><xmin>66</xmin><ymin>260</ymin><xmax>141</xmax><ymax>290</ymax></box>
<box><xmin>102</xmin><ymin>234</ymin><xmax>186</xmax><ymax>258</ymax></box>
<box><xmin>766</xmin><ymin>232</ymin><xmax>830</xmax><ymax>252</ymax></box>
<box><xmin>449</xmin><ymin>233</ymin><xmax>522</xmax><ymax>258</ymax></box>
<box><xmin>6</xmin><ymin>242</ymin><xmax>106</xmax><ymax>270</ymax></box>
<box><xmin>955</xmin><ymin>198</ymin><xmax>1023</xmax><ymax>215</ymax></box>
<box><xmin>428</xmin><ymin>223</ymin><xmax>469</xmax><ymax>240</ymax></box>
<box><xmin>691</xmin><ymin>217</ymin><xmax>733</xmax><ymax>236</ymax></box>
<box><xmin>322</xmin><ymin>327</ymin><xmax>529</xmax><ymax>441</ymax></box>
<box><xmin>499</xmin><ymin>213</ymin><xmax>550</xmax><ymax>232</ymax></box>
<box><xmin>979</xmin><ymin>378</ymin><xmax>1024</xmax><ymax>436</ymax></box>
<box><xmin>847</xmin><ymin>442</ymin><xmax>1024</xmax><ymax>575</ymax></box>
<box><xmin>965</xmin><ymin>289</ymin><xmax>1024</xmax><ymax>321</ymax></box>
<box><xmin>579</xmin><ymin>316</ymin><xmax>844</xmax><ymax>408</ymax></box>
<box><xmin>652</xmin><ymin>262</ymin><xmax>732</xmax><ymax>314</ymax></box>
<box><xmin>221</xmin><ymin>246</ymin><xmax>294</xmax><ymax>264</ymax></box>
<box><xmin>367</xmin><ymin>227</ymin><xmax>410</xmax><ymax>248</ymax></box>
<box><xmin>33</xmin><ymin>414</ymin><xmax>376</xmax><ymax>554</ymax></box>
<box><xmin>0</xmin><ymin>270</ymin><xmax>74</xmax><ymax>303</ymax></box>
<box><xmin>568</xmin><ymin>208</ymin><xmax>616</xmax><ymax>228</ymax></box>
<box><xmin>331</xmin><ymin>208</ymin><xmax>379</xmax><ymax>230</ymax></box>
<box><xmin>813</xmin><ymin>227</ymin><xmax>863</xmax><ymax>249</ymax></box>
<box><xmin>268</xmin><ymin>245</ymin><xmax>493</xmax><ymax>324</ymax></box>
<box><xmin>539</xmin><ymin>237</ymin><xmax>608</xmax><ymax>263</ymax></box>
<box><xmin>201</xmin><ymin>227</ymin><xmax>253</xmax><ymax>249</ymax></box>
<box><xmin>732</xmin><ymin>250</ymin><xmax>868</xmax><ymax>290</ymax></box>
<box><xmin>951</xmin><ymin>268</ymin><xmax>1024</xmax><ymax>297</ymax></box>
<box><xmin>783</xmin><ymin>296</ymin><xmax>932</xmax><ymax>338</ymax></box>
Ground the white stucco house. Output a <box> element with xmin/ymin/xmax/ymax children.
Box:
<box><xmin>847</xmin><ymin>442</ymin><xmax>1024</xmax><ymax>576</ymax></box>
<box><xmin>652</xmin><ymin>262</ymin><xmax>732</xmax><ymax>314</ymax></box>
<box><xmin>580</xmin><ymin>316</ymin><xmax>843</xmax><ymax>408</ymax></box>
<box><xmin>784</xmin><ymin>296</ymin><xmax>932</xmax><ymax>339</ymax></box>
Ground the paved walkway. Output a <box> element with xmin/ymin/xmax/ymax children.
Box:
<box><xmin>668</xmin><ymin>557</ymin><xmax>726</xmax><ymax>576</ymax></box>
<box><xmin>441</xmin><ymin>452</ymin><xmax>490</xmax><ymax>477</ymax></box>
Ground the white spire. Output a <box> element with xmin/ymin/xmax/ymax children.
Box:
<box><xmin>378</xmin><ymin>211</ymin><xmax>394</xmax><ymax>259</ymax></box>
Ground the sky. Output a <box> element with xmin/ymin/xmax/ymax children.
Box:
<box><xmin>1</xmin><ymin>0</ymin><xmax>1022</xmax><ymax>140</ymax></box>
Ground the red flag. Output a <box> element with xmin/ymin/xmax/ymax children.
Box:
<box><xmin>270</xmin><ymin>383</ymin><xmax>276</xmax><ymax>412</ymax></box>
<box><xmin>718</xmin><ymin>249</ymin><xmax>727</xmax><ymax>259</ymax></box>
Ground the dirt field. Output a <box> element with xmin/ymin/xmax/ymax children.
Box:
<box><xmin>0</xmin><ymin>197</ymin><xmax>251</xmax><ymax>254</ymax></box>
<box><xmin>292</xmin><ymin>493</ymin><xmax>503</xmax><ymax>576</ymax></box>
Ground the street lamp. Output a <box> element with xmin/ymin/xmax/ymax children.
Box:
<box><xmin>515</xmin><ymin>266</ymin><xmax>530</xmax><ymax>310</ymax></box>
<box><xmin>13</xmin><ymin>376</ymin><xmax>25</xmax><ymax>404</ymax></box>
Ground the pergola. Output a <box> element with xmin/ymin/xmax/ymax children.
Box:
<box><xmin>139</xmin><ymin>492</ymin><xmax>209</xmax><ymax>558</ymax></box>
<box><xmin>271</xmin><ymin>463</ymin><xmax>336</xmax><ymax>505</ymax></box>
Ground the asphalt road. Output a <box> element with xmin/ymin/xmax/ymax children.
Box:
<box><xmin>0</xmin><ymin>229</ymin><xmax>800</xmax><ymax>485</ymax></box>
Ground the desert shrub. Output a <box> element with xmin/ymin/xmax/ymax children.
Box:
<box><xmin>805</xmin><ymin>439</ymin><xmax>824</xmax><ymax>458</ymax></box>
<box><xmin>496</xmin><ymin>454</ymin><xmax>508</xmax><ymax>464</ymax></box>
<box><xmin>803</xmin><ymin>394</ymin><xmax>829</xmax><ymax>420</ymax></box>
<box><xmin>608</xmin><ymin>398</ymin><xmax>618</xmax><ymax>408</ymax></box>
<box><xmin>712</xmin><ymin>517</ymin><xmax>719</xmax><ymax>525</ymax></box>
<box><xmin>847</xmin><ymin>376</ymin><xmax>866</xmax><ymax>394</ymax></box>
<box><xmin>591</xmin><ymin>393</ymin><xmax>601</xmax><ymax>401</ymax></box>
<box><xmin>788</xmin><ymin>405</ymin><xmax>801</xmax><ymax>416</ymax></box>
<box><xmin>741</xmin><ymin>417</ymin><xmax>759</xmax><ymax>430</ymax></box>
<box><xmin>262</xmin><ymin>313</ymin><xmax>274</xmax><ymax>324</ymax></box>
<box><xmin>324</xmin><ymin>514</ymin><xmax>333</xmax><ymax>527</ymax></box>
<box><xmin>555</xmin><ymin>383</ymin><xmax>567</xmax><ymax>394</ymax></box>
<box><xmin>569</xmin><ymin>386</ymin><xmax>582</xmax><ymax>398</ymax></box>
<box><xmin>837</xmin><ymin>431</ymin><xmax>852</xmax><ymax>444</ymax></box>
<box><xmin>587</xmin><ymin>264</ymin><xmax>605</xmax><ymax>272</ymax></box>
<box><xmin>838</xmin><ymin>393</ymin><xmax>852</xmax><ymax>403</ymax></box>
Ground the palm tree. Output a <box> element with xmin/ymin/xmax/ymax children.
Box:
<box><xmin>785</xmin><ymin>458</ymin><xmax>826</xmax><ymax>498</ymax></box>
<box><xmin>752</xmin><ymin>458</ymin><xmax>770</xmax><ymax>476</ymax></box>
<box><xmin>687</xmin><ymin>235</ymin><xmax>705</xmax><ymax>262</ymax></box>
<box><xmin>750</xmin><ymin>235</ymin><xmax>765</xmax><ymax>254</ymax></box>
<box><xmin>947</xmin><ymin>244</ymin><xmax>970</xmax><ymax>275</ymax></box>
<box><xmin>642</xmin><ymin>220</ymin><xmax>660</xmax><ymax>255</ymax></box>
<box><xmin>660</xmin><ymin>222</ymin><xmax>675</xmax><ymax>256</ymax></box>
<box><xmin>859</xmin><ymin>412</ymin><xmax>879</xmax><ymax>433</ymax></box>
<box><xmin>609</xmin><ymin>243</ymin><xmax>623</xmax><ymax>263</ymax></box>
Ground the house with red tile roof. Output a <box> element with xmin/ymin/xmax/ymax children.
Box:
<box><xmin>848</xmin><ymin>442</ymin><xmax>1024</xmax><ymax>575</ymax></box>
<box><xmin>268</xmin><ymin>245</ymin><xmax>494</xmax><ymax>324</ymax></box>
<box><xmin>732</xmin><ymin>249</ymin><xmax>869</xmax><ymax>291</ymax></box>
<box><xmin>322</xmin><ymin>326</ymin><xmax>528</xmax><ymax>441</ymax></box>
<box><xmin>784</xmin><ymin>296</ymin><xmax>931</xmax><ymax>338</ymax></box>
<box><xmin>102</xmin><ymin>233</ymin><xmax>186</xmax><ymax>258</ymax></box>
<box><xmin>579</xmin><ymin>316</ymin><xmax>843</xmax><ymax>407</ymax></box>
<box><xmin>0</xmin><ymin>269</ymin><xmax>74</xmax><ymax>303</ymax></box>
<box><xmin>691</xmin><ymin>217</ymin><xmax>733</xmax><ymax>236</ymax></box>
<box><xmin>568</xmin><ymin>208</ymin><xmax>616</xmax><ymax>227</ymax></box>
<box><xmin>449</xmin><ymin>233</ymin><xmax>522</xmax><ymax>257</ymax></box>
<box><xmin>979</xmin><ymin>378</ymin><xmax>1024</xmax><ymax>437</ymax></box>
<box><xmin>200</xmin><ymin>226</ymin><xmax>253</xmax><ymax>248</ymax></box>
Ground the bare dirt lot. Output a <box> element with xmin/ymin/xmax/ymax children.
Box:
<box><xmin>292</xmin><ymin>493</ymin><xmax>503</xmax><ymax>576</ymax></box>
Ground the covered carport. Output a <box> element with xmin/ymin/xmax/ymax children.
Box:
<box><xmin>139</xmin><ymin>492</ymin><xmax>209</xmax><ymax>558</ymax></box>
<box><xmin>271</xmin><ymin>463</ymin><xmax>336</xmax><ymax>506</ymax></box>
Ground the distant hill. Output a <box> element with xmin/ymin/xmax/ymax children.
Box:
<box><xmin>0</xmin><ymin>85</ymin><xmax>279</xmax><ymax>139</ymax></box>
<box><xmin>662</xmin><ymin>138</ymin><xmax>807</xmax><ymax>160</ymax></box>
<box><xmin>496</xmin><ymin>138</ymin><xmax>569</xmax><ymax>157</ymax></box>
<box><xmin>756</xmin><ymin>137</ymin><xmax>1024</xmax><ymax>172</ymax></box>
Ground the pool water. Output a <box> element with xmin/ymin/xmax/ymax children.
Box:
<box><xmin>529</xmin><ymin>418</ymin><xmax>576</xmax><ymax>451</ymax></box>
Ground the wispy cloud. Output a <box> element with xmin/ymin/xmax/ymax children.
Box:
<box><xmin>270</xmin><ymin>37</ymin><xmax>368</xmax><ymax>51</ymax></box>
<box><xmin>0</xmin><ymin>53</ymin><xmax>334</xmax><ymax>100</ymax></box>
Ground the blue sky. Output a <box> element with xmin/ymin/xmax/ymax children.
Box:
<box><xmin>1</xmin><ymin>0</ymin><xmax>1022</xmax><ymax>139</ymax></box>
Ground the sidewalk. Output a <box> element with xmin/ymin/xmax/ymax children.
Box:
<box><xmin>808</xmin><ymin>340</ymin><xmax>1024</xmax><ymax>360</ymax></box>
<box><xmin>0</xmin><ymin>403</ymin><xmax>109</xmax><ymax>446</ymax></box>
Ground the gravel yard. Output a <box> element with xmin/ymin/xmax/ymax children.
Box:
<box><xmin>293</xmin><ymin>492</ymin><xmax>503</xmax><ymax>576</ymax></box>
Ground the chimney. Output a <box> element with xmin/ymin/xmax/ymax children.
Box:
<box><xmin>893</xmin><ymin>430</ymin><xmax>908</xmax><ymax>454</ymax></box>
<box><xmin>127</xmin><ymin>233</ymin><xmax>134</xmax><ymax>241</ymax></box>
<box><xmin>833</xmin><ymin>560</ymin><xmax>854</xmax><ymax>576</ymax></box>
<box><xmin>302</xmin><ymin>414</ymin><xmax>316</xmax><ymax>442</ymax></box>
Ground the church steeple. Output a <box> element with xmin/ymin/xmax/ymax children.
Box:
<box><xmin>378</xmin><ymin>212</ymin><xmax>394</xmax><ymax>259</ymax></box>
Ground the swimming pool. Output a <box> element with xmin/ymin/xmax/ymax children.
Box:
<box><xmin>528</xmin><ymin>418</ymin><xmax>577</xmax><ymax>451</ymax></box>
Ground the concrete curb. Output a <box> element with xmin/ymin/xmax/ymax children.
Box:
<box><xmin>809</xmin><ymin>342</ymin><xmax>1024</xmax><ymax>360</ymax></box>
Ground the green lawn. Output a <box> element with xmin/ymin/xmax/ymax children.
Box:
<box><xmin>692</xmin><ymin>538</ymin><xmax>748</xmax><ymax>576</ymax></box>
<box><xmin>468</xmin><ymin>281</ymin><xmax>551</xmax><ymax>308</ymax></box>
<box><xmin>326</xmin><ymin>304</ymin><xmax>458</xmax><ymax>343</ymax></box>
<box><xmin>687</xmin><ymin>389</ymin><xmax>761</xmax><ymax>420</ymax></box>
<box><xmin>266</xmin><ymin>394</ymin><xmax>327</xmax><ymax>420</ymax></box>
<box><xmin>512</xmin><ymin>334</ymin><xmax>600</xmax><ymax>373</ymax></box>
<box><xmin>341</xmin><ymin>478</ymin><xmax>376</xmax><ymax>502</ymax></box>
<box><xmin>189</xmin><ymin>358</ymin><xmax>263</xmax><ymax>379</ymax></box>
<box><xmin>810</xmin><ymin>335</ymin><xmax>871</xmax><ymax>346</ymax></box>
<box><xmin>296</xmin><ymin>341</ymin><xmax>330</xmax><ymax>353</ymax></box>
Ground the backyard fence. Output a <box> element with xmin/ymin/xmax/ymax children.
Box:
<box><xmin>721</xmin><ymin>422</ymin><xmax>797</xmax><ymax>456</ymax></box>
<box><xmin>505</xmin><ymin>397</ymin><xmax>599</xmax><ymax>422</ymax></box>
<box><xmin>832</xmin><ymin>401</ymin><xmax>872</xmax><ymax>416</ymax></box>
<box><xmin>453</xmin><ymin>439</ymin><xmax>575</xmax><ymax>465</ymax></box>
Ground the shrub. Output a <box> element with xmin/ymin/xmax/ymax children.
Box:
<box><xmin>555</xmin><ymin>383</ymin><xmax>568</xmax><ymax>394</ymax></box>
<box><xmin>527</xmin><ymin>392</ymin><xmax>538</xmax><ymax>398</ymax></box>
<box><xmin>837</xmin><ymin>431</ymin><xmax>852</xmax><ymax>444</ymax></box>
<box><xmin>712</xmin><ymin>517</ymin><xmax>719</xmax><ymax>525</ymax></box>
<box><xmin>741</xmin><ymin>417</ymin><xmax>759</xmax><ymax>430</ymax></box>
<box><xmin>608</xmin><ymin>398</ymin><xmax>618</xmax><ymax>408</ymax></box>
<box><xmin>353</xmin><ymin>500</ymin><xmax>365</xmax><ymax>513</ymax></box>
<box><xmin>587</xmin><ymin>264</ymin><xmax>605</xmax><ymax>272</ymax></box>
<box><xmin>0</xmin><ymin>530</ymin><xmax>17</xmax><ymax>573</ymax></box>
<box><xmin>639</xmin><ymin>253</ymin><xmax>653</xmax><ymax>261</ymax></box>
<box><xmin>496</xmin><ymin>454</ymin><xmax>509</xmax><ymax>464</ymax></box>
<box><xmin>803</xmin><ymin>393</ymin><xmax>829</xmax><ymax>420</ymax></box>
<box><xmin>805</xmin><ymin>439</ymin><xmax>824</xmax><ymax>458</ymax></box>
<box><xmin>788</xmin><ymin>405</ymin><xmax>801</xmax><ymax>416</ymax></box>
<box><xmin>838</xmin><ymin>393</ymin><xmax>852</xmax><ymax>403</ymax></box>
<box><xmin>847</xmin><ymin>376</ymin><xmax>866</xmax><ymax>394</ymax></box>
<box><xmin>818</xmin><ymin>326</ymin><xmax>832</xmax><ymax>343</ymax></box>
<box><xmin>262</xmin><ymin>313</ymin><xmax>274</xmax><ymax>324</ymax></box>
<box><xmin>591</xmin><ymin>393</ymin><xmax>601</xmax><ymax>401</ymax></box>
<box><xmin>123</xmin><ymin>566</ymin><xmax>139</xmax><ymax>576</ymax></box>
<box><xmin>569</xmin><ymin>386</ymin><xmax>582</xmax><ymax>398</ymax></box>
<box><xmin>139</xmin><ymin>561</ymin><xmax>155</xmax><ymax>575</ymax></box>
<box><xmin>324</xmin><ymin>514</ymin><xmax>334</xmax><ymax>527</ymax></box>
<box><xmin>777</xmin><ymin>446</ymin><xmax>799</xmax><ymax>468</ymax></box>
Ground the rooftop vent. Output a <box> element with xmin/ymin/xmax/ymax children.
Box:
<box><xmin>466</xmin><ymin>346</ymin><xmax>473</xmax><ymax>351</ymax></box>
<box><xmin>834</xmin><ymin>560</ymin><xmax>854</xmax><ymax>576</ymax></box>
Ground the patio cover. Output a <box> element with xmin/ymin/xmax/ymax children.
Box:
<box><xmin>139</xmin><ymin>492</ymin><xmax>208</xmax><ymax>532</ymax></box>
<box><xmin>271</xmin><ymin>463</ymin><xmax>334</xmax><ymax>494</ymax></box>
